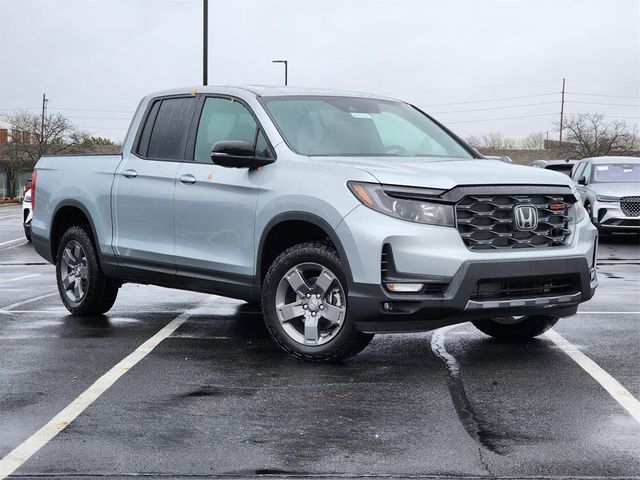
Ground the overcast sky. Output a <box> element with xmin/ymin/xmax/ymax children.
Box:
<box><xmin>1</xmin><ymin>0</ymin><xmax>638</xmax><ymax>142</ymax></box>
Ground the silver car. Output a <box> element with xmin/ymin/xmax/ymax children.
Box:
<box><xmin>570</xmin><ymin>156</ymin><xmax>640</xmax><ymax>233</ymax></box>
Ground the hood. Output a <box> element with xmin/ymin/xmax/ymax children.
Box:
<box><xmin>588</xmin><ymin>183</ymin><xmax>640</xmax><ymax>198</ymax></box>
<box><xmin>312</xmin><ymin>157</ymin><xmax>571</xmax><ymax>190</ymax></box>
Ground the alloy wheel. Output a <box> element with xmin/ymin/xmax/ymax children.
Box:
<box><xmin>60</xmin><ymin>240</ymin><xmax>89</xmax><ymax>303</ymax></box>
<box><xmin>274</xmin><ymin>262</ymin><xmax>346</xmax><ymax>346</ymax></box>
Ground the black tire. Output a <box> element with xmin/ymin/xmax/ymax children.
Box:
<box><xmin>262</xmin><ymin>241</ymin><xmax>374</xmax><ymax>362</ymax></box>
<box><xmin>585</xmin><ymin>201</ymin><xmax>593</xmax><ymax>221</ymax></box>
<box><xmin>56</xmin><ymin>225</ymin><xmax>119</xmax><ymax>316</ymax></box>
<box><xmin>472</xmin><ymin>315</ymin><xmax>559</xmax><ymax>341</ymax></box>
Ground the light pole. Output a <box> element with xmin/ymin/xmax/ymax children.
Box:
<box><xmin>272</xmin><ymin>60</ymin><xmax>288</xmax><ymax>86</ymax></box>
<box><xmin>203</xmin><ymin>0</ymin><xmax>208</xmax><ymax>85</ymax></box>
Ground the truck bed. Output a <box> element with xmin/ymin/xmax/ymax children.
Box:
<box><xmin>32</xmin><ymin>154</ymin><xmax>123</xmax><ymax>262</ymax></box>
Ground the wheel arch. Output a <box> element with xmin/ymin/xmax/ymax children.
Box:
<box><xmin>256</xmin><ymin>212</ymin><xmax>353</xmax><ymax>296</ymax></box>
<box><xmin>50</xmin><ymin>200</ymin><xmax>100</xmax><ymax>263</ymax></box>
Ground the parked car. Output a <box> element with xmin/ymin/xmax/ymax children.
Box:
<box><xmin>23</xmin><ymin>177</ymin><xmax>32</xmax><ymax>197</ymax></box>
<box><xmin>23</xmin><ymin>187</ymin><xmax>32</xmax><ymax>242</ymax></box>
<box><xmin>531</xmin><ymin>159</ymin><xmax>577</xmax><ymax>176</ymax></box>
<box><xmin>570</xmin><ymin>156</ymin><xmax>640</xmax><ymax>233</ymax></box>
<box><xmin>30</xmin><ymin>86</ymin><xmax>597</xmax><ymax>361</ymax></box>
<box><xmin>484</xmin><ymin>155</ymin><xmax>513</xmax><ymax>163</ymax></box>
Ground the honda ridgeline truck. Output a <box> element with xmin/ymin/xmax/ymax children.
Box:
<box><xmin>30</xmin><ymin>86</ymin><xmax>598</xmax><ymax>361</ymax></box>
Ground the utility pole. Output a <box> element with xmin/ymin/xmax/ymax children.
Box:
<box><xmin>203</xmin><ymin>0</ymin><xmax>208</xmax><ymax>86</ymax></box>
<box><xmin>41</xmin><ymin>93</ymin><xmax>47</xmax><ymax>143</ymax></box>
<box><xmin>559</xmin><ymin>78</ymin><xmax>565</xmax><ymax>144</ymax></box>
<box><xmin>272</xmin><ymin>60</ymin><xmax>288</xmax><ymax>86</ymax></box>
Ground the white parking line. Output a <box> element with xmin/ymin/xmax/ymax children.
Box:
<box><xmin>578</xmin><ymin>311</ymin><xmax>640</xmax><ymax>314</ymax></box>
<box><xmin>0</xmin><ymin>293</ymin><xmax>58</xmax><ymax>315</ymax></box>
<box><xmin>0</xmin><ymin>241</ymin><xmax>28</xmax><ymax>251</ymax></box>
<box><xmin>0</xmin><ymin>296</ymin><xmax>213</xmax><ymax>479</ymax></box>
<box><xmin>0</xmin><ymin>273</ymin><xmax>40</xmax><ymax>285</ymax></box>
<box><xmin>545</xmin><ymin>328</ymin><xmax>640</xmax><ymax>424</ymax></box>
<box><xmin>0</xmin><ymin>238</ymin><xmax>24</xmax><ymax>246</ymax></box>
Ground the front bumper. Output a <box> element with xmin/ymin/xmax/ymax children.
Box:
<box><xmin>337</xmin><ymin>202</ymin><xmax>598</xmax><ymax>333</ymax></box>
<box><xmin>350</xmin><ymin>256</ymin><xmax>597</xmax><ymax>333</ymax></box>
<box><xmin>592</xmin><ymin>200</ymin><xmax>640</xmax><ymax>231</ymax></box>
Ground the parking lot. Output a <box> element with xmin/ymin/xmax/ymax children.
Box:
<box><xmin>1</xmin><ymin>202</ymin><xmax>639</xmax><ymax>478</ymax></box>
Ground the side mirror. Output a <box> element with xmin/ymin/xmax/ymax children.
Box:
<box><xmin>211</xmin><ymin>140</ymin><xmax>274</xmax><ymax>169</ymax></box>
<box><xmin>577</xmin><ymin>176</ymin><xmax>587</xmax><ymax>185</ymax></box>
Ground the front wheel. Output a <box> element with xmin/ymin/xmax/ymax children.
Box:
<box><xmin>56</xmin><ymin>226</ymin><xmax>119</xmax><ymax>316</ymax></box>
<box><xmin>262</xmin><ymin>241</ymin><xmax>373</xmax><ymax>362</ymax></box>
<box><xmin>472</xmin><ymin>315</ymin><xmax>559</xmax><ymax>341</ymax></box>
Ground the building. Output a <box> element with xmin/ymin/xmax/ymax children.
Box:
<box><xmin>0</xmin><ymin>116</ymin><xmax>38</xmax><ymax>145</ymax></box>
<box><xmin>0</xmin><ymin>117</ymin><xmax>10</xmax><ymax>144</ymax></box>
<box><xmin>0</xmin><ymin>116</ymin><xmax>36</xmax><ymax>199</ymax></box>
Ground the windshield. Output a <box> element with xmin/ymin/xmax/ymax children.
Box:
<box><xmin>592</xmin><ymin>163</ymin><xmax>640</xmax><ymax>183</ymax></box>
<box><xmin>261</xmin><ymin>96</ymin><xmax>473</xmax><ymax>158</ymax></box>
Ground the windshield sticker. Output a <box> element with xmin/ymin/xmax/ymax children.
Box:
<box><xmin>350</xmin><ymin>113</ymin><xmax>372</xmax><ymax>119</ymax></box>
<box><xmin>596</xmin><ymin>166</ymin><xmax>608</xmax><ymax>171</ymax></box>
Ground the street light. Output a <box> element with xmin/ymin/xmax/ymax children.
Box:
<box><xmin>203</xmin><ymin>0</ymin><xmax>208</xmax><ymax>85</ymax></box>
<box><xmin>272</xmin><ymin>60</ymin><xmax>288</xmax><ymax>86</ymax></box>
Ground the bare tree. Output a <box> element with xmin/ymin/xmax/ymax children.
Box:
<box><xmin>519</xmin><ymin>132</ymin><xmax>544</xmax><ymax>150</ymax></box>
<box><xmin>6</xmin><ymin>111</ymin><xmax>88</xmax><ymax>162</ymax></box>
<box><xmin>480</xmin><ymin>133</ymin><xmax>518</xmax><ymax>149</ymax></box>
<box><xmin>558</xmin><ymin>112</ymin><xmax>638</xmax><ymax>157</ymax></box>
<box><xmin>464</xmin><ymin>135</ymin><xmax>482</xmax><ymax>148</ymax></box>
<box><xmin>0</xmin><ymin>111</ymin><xmax>88</xmax><ymax>197</ymax></box>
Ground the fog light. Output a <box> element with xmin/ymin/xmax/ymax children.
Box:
<box><xmin>386</xmin><ymin>283</ymin><xmax>423</xmax><ymax>293</ymax></box>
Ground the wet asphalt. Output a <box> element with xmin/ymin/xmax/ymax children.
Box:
<box><xmin>0</xmin><ymin>203</ymin><xmax>639</xmax><ymax>479</ymax></box>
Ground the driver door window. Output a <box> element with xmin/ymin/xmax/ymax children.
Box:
<box><xmin>194</xmin><ymin>97</ymin><xmax>260</xmax><ymax>163</ymax></box>
<box><xmin>572</xmin><ymin>162</ymin><xmax>586</xmax><ymax>181</ymax></box>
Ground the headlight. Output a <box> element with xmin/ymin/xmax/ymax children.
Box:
<box><xmin>573</xmin><ymin>202</ymin><xmax>586</xmax><ymax>223</ymax></box>
<box><xmin>348</xmin><ymin>182</ymin><xmax>454</xmax><ymax>226</ymax></box>
<box><xmin>596</xmin><ymin>195</ymin><xmax>619</xmax><ymax>202</ymax></box>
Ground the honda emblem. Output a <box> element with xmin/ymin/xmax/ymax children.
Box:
<box><xmin>514</xmin><ymin>204</ymin><xmax>538</xmax><ymax>231</ymax></box>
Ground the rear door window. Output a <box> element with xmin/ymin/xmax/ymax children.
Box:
<box><xmin>145</xmin><ymin>97</ymin><xmax>196</xmax><ymax>160</ymax></box>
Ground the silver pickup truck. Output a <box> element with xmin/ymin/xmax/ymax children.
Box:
<box><xmin>31</xmin><ymin>86</ymin><xmax>598</xmax><ymax>361</ymax></box>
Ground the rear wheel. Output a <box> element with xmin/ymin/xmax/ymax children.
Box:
<box><xmin>262</xmin><ymin>241</ymin><xmax>373</xmax><ymax>362</ymax></box>
<box><xmin>56</xmin><ymin>226</ymin><xmax>119</xmax><ymax>316</ymax></box>
<box><xmin>472</xmin><ymin>314</ymin><xmax>559</xmax><ymax>341</ymax></box>
<box><xmin>24</xmin><ymin>224</ymin><xmax>32</xmax><ymax>242</ymax></box>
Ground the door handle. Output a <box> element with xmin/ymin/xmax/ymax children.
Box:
<box><xmin>178</xmin><ymin>174</ymin><xmax>197</xmax><ymax>185</ymax></box>
<box><xmin>122</xmin><ymin>169</ymin><xmax>138</xmax><ymax>178</ymax></box>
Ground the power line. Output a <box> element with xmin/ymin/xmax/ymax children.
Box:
<box><xmin>429</xmin><ymin>101</ymin><xmax>558</xmax><ymax>115</ymax></box>
<box><xmin>81</xmin><ymin>126</ymin><xmax>130</xmax><ymax>130</ymax></box>
<box><xmin>566</xmin><ymin>101</ymin><xmax>640</xmax><ymax>107</ymax></box>
<box><xmin>391</xmin><ymin>79</ymin><xmax>560</xmax><ymax>94</ymax></box>
<box><xmin>567</xmin><ymin>92</ymin><xmax>640</xmax><ymax>100</ymax></box>
<box><xmin>444</xmin><ymin>112</ymin><xmax>559</xmax><ymax>125</ymax></box>
<box><xmin>563</xmin><ymin>112</ymin><xmax>640</xmax><ymax>121</ymax></box>
<box><xmin>422</xmin><ymin>92</ymin><xmax>559</xmax><ymax>107</ymax></box>
<box><xmin>62</xmin><ymin>115</ymin><xmax>131</xmax><ymax>120</ymax></box>
<box><xmin>2</xmin><ymin>106</ymin><xmax>135</xmax><ymax>113</ymax></box>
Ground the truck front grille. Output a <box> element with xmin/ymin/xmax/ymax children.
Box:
<box><xmin>621</xmin><ymin>196</ymin><xmax>640</xmax><ymax>217</ymax></box>
<box><xmin>456</xmin><ymin>193</ymin><xmax>573</xmax><ymax>250</ymax></box>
